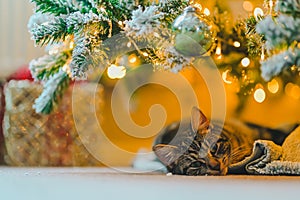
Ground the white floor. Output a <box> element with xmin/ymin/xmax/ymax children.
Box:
<box><xmin>0</xmin><ymin>167</ymin><xmax>300</xmax><ymax>200</ymax></box>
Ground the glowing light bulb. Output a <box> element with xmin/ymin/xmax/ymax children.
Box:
<box><xmin>128</xmin><ymin>54</ymin><xmax>137</xmax><ymax>64</ymax></box>
<box><xmin>254</xmin><ymin>7</ymin><xmax>264</xmax><ymax>19</ymax></box>
<box><xmin>233</xmin><ymin>41</ymin><xmax>241</xmax><ymax>48</ymax></box>
<box><xmin>153</xmin><ymin>32</ymin><xmax>160</xmax><ymax>37</ymax></box>
<box><xmin>243</xmin><ymin>1</ymin><xmax>254</xmax><ymax>12</ymax></box>
<box><xmin>193</xmin><ymin>3</ymin><xmax>202</xmax><ymax>11</ymax></box>
<box><xmin>216</xmin><ymin>42</ymin><xmax>222</xmax><ymax>57</ymax></box>
<box><xmin>107</xmin><ymin>64</ymin><xmax>126</xmax><ymax>79</ymax></box>
<box><xmin>269</xmin><ymin>0</ymin><xmax>274</xmax><ymax>11</ymax></box>
<box><xmin>67</xmin><ymin>40</ymin><xmax>74</xmax><ymax>49</ymax></box>
<box><xmin>142</xmin><ymin>52</ymin><xmax>149</xmax><ymax>57</ymax></box>
<box><xmin>291</xmin><ymin>65</ymin><xmax>297</xmax><ymax>72</ymax></box>
<box><xmin>241</xmin><ymin>57</ymin><xmax>250</xmax><ymax>67</ymax></box>
<box><xmin>203</xmin><ymin>8</ymin><xmax>210</xmax><ymax>16</ymax></box>
<box><xmin>100</xmin><ymin>6</ymin><xmax>106</xmax><ymax>12</ymax></box>
<box><xmin>215</xmin><ymin>44</ymin><xmax>222</xmax><ymax>60</ymax></box>
<box><xmin>254</xmin><ymin>88</ymin><xmax>266</xmax><ymax>103</ymax></box>
<box><xmin>222</xmin><ymin>69</ymin><xmax>233</xmax><ymax>84</ymax></box>
<box><xmin>261</xmin><ymin>47</ymin><xmax>265</xmax><ymax>61</ymax></box>
<box><xmin>62</xmin><ymin>62</ymin><xmax>71</xmax><ymax>74</ymax></box>
<box><xmin>267</xmin><ymin>79</ymin><xmax>279</xmax><ymax>94</ymax></box>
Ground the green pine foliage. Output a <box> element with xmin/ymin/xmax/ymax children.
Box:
<box><xmin>31</xmin><ymin>0</ymin><xmax>296</xmax><ymax>115</ymax></box>
<box><xmin>31</xmin><ymin>16</ymin><xmax>69</xmax><ymax>46</ymax></box>
<box><xmin>30</xmin><ymin>51</ymin><xmax>71</xmax><ymax>81</ymax></box>
<box><xmin>31</xmin><ymin>0</ymin><xmax>78</xmax><ymax>16</ymax></box>
<box><xmin>253</xmin><ymin>0</ymin><xmax>300</xmax><ymax>81</ymax></box>
<box><xmin>159</xmin><ymin>0</ymin><xmax>189</xmax><ymax>26</ymax></box>
<box><xmin>33</xmin><ymin>69</ymin><xmax>70</xmax><ymax>114</ymax></box>
<box><xmin>28</xmin><ymin>0</ymin><xmax>135</xmax><ymax>113</ymax></box>
<box><xmin>244</xmin><ymin>15</ymin><xmax>264</xmax><ymax>57</ymax></box>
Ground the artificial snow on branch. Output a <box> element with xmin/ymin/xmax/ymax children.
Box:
<box><xmin>261</xmin><ymin>47</ymin><xmax>300</xmax><ymax>81</ymax></box>
<box><xmin>28</xmin><ymin>0</ymin><xmax>280</xmax><ymax>113</ymax></box>
<box><xmin>32</xmin><ymin>0</ymin><xmax>77</xmax><ymax>16</ymax></box>
<box><xmin>33</xmin><ymin>69</ymin><xmax>70</xmax><ymax>114</ymax></box>
<box><xmin>27</xmin><ymin>12</ymin><xmax>53</xmax><ymax>30</ymax></box>
<box><xmin>124</xmin><ymin>5</ymin><xmax>164</xmax><ymax>37</ymax></box>
<box><xmin>256</xmin><ymin>15</ymin><xmax>300</xmax><ymax>50</ymax></box>
<box><xmin>30</xmin><ymin>16</ymin><xmax>69</xmax><ymax>46</ymax></box>
<box><xmin>247</xmin><ymin>0</ymin><xmax>300</xmax><ymax>81</ymax></box>
<box><xmin>275</xmin><ymin>0</ymin><xmax>300</xmax><ymax>16</ymax></box>
<box><xmin>66</xmin><ymin>10</ymin><xmax>110</xmax><ymax>32</ymax></box>
<box><xmin>29</xmin><ymin>51</ymin><xmax>71</xmax><ymax>81</ymax></box>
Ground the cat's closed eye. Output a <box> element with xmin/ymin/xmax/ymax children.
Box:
<box><xmin>190</xmin><ymin>161</ymin><xmax>203</xmax><ymax>167</ymax></box>
<box><xmin>210</xmin><ymin>143</ymin><xmax>219</xmax><ymax>155</ymax></box>
<box><xmin>153</xmin><ymin>106</ymin><xmax>294</xmax><ymax>176</ymax></box>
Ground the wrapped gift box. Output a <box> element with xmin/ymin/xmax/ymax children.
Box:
<box><xmin>3</xmin><ymin>80</ymin><xmax>104</xmax><ymax>166</ymax></box>
<box><xmin>0</xmin><ymin>80</ymin><xmax>5</xmax><ymax>164</ymax></box>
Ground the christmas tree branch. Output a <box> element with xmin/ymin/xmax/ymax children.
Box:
<box><xmin>70</xmin><ymin>22</ymin><xmax>110</xmax><ymax>79</ymax></box>
<box><xmin>158</xmin><ymin>0</ymin><xmax>189</xmax><ymax>26</ymax></box>
<box><xmin>256</xmin><ymin>15</ymin><xmax>300</xmax><ymax>50</ymax></box>
<box><xmin>30</xmin><ymin>16</ymin><xmax>69</xmax><ymax>46</ymax></box>
<box><xmin>66</xmin><ymin>10</ymin><xmax>111</xmax><ymax>32</ymax></box>
<box><xmin>31</xmin><ymin>0</ymin><xmax>78</xmax><ymax>16</ymax></box>
<box><xmin>33</xmin><ymin>69</ymin><xmax>70</xmax><ymax>114</ymax></box>
<box><xmin>261</xmin><ymin>47</ymin><xmax>300</xmax><ymax>81</ymax></box>
<box><xmin>98</xmin><ymin>0</ymin><xmax>131</xmax><ymax>21</ymax></box>
<box><xmin>276</xmin><ymin>0</ymin><xmax>300</xmax><ymax>17</ymax></box>
<box><xmin>29</xmin><ymin>51</ymin><xmax>71</xmax><ymax>81</ymax></box>
<box><xmin>244</xmin><ymin>16</ymin><xmax>264</xmax><ymax>57</ymax></box>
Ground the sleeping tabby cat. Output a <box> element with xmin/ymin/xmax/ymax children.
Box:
<box><xmin>153</xmin><ymin>107</ymin><xmax>295</xmax><ymax>175</ymax></box>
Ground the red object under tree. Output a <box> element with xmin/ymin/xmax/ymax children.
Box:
<box><xmin>0</xmin><ymin>66</ymin><xmax>33</xmax><ymax>164</ymax></box>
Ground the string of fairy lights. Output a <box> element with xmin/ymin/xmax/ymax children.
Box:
<box><xmin>244</xmin><ymin>0</ymin><xmax>300</xmax><ymax>103</ymax></box>
<box><xmin>103</xmin><ymin>0</ymin><xmax>300</xmax><ymax>104</ymax></box>
<box><xmin>212</xmin><ymin>0</ymin><xmax>300</xmax><ymax>104</ymax></box>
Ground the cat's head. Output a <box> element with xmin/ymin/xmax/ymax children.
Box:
<box><xmin>153</xmin><ymin>107</ymin><xmax>230</xmax><ymax>175</ymax></box>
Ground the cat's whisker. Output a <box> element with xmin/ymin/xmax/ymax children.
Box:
<box><xmin>152</xmin><ymin>107</ymin><xmax>292</xmax><ymax>176</ymax></box>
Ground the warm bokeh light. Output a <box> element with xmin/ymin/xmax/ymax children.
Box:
<box><xmin>222</xmin><ymin>69</ymin><xmax>233</xmax><ymax>84</ymax></box>
<box><xmin>107</xmin><ymin>64</ymin><xmax>126</xmax><ymax>79</ymax></box>
<box><xmin>285</xmin><ymin>83</ymin><xmax>300</xmax><ymax>100</ymax></box>
<box><xmin>215</xmin><ymin>44</ymin><xmax>222</xmax><ymax>59</ymax></box>
<box><xmin>203</xmin><ymin>8</ymin><xmax>210</xmax><ymax>16</ymax></box>
<box><xmin>254</xmin><ymin>88</ymin><xmax>266</xmax><ymax>103</ymax></box>
<box><xmin>267</xmin><ymin>79</ymin><xmax>279</xmax><ymax>94</ymax></box>
<box><xmin>243</xmin><ymin>1</ymin><xmax>254</xmax><ymax>12</ymax></box>
<box><xmin>193</xmin><ymin>3</ymin><xmax>202</xmax><ymax>11</ymax></box>
<box><xmin>215</xmin><ymin>45</ymin><xmax>222</xmax><ymax>55</ymax></box>
<box><xmin>62</xmin><ymin>63</ymin><xmax>71</xmax><ymax>74</ymax></box>
<box><xmin>233</xmin><ymin>41</ymin><xmax>241</xmax><ymax>48</ymax></box>
<box><xmin>128</xmin><ymin>54</ymin><xmax>137</xmax><ymax>64</ymax></box>
<box><xmin>261</xmin><ymin>49</ymin><xmax>265</xmax><ymax>61</ymax></box>
<box><xmin>69</xmin><ymin>41</ymin><xmax>74</xmax><ymax>49</ymax></box>
<box><xmin>241</xmin><ymin>57</ymin><xmax>250</xmax><ymax>67</ymax></box>
<box><xmin>269</xmin><ymin>0</ymin><xmax>274</xmax><ymax>10</ymax></box>
<box><xmin>142</xmin><ymin>52</ymin><xmax>149</xmax><ymax>57</ymax></box>
<box><xmin>254</xmin><ymin>7</ymin><xmax>264</xmax><ymax>19</ymax></box>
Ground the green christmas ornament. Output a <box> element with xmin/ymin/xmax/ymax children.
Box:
<box><xmin>173</xmin><ymin>6</ymin><xmax>216</xmax><ymax>57</ymax></box>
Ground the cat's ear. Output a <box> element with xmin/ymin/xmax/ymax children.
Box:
<box><xmin>153</xmin><ymin>144</ymin><xmax>180</xmax><ymax>166</ymax></box>
<box><xmin>191</xmin><ymin>107</ymin><xmax>210</xmax><ymax>133</ymax></box>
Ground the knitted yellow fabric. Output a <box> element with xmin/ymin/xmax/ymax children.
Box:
<box><xmin>282</xmin><ymin>126</ymin><xmax>300</xmax><ymax>162</ymax></box>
